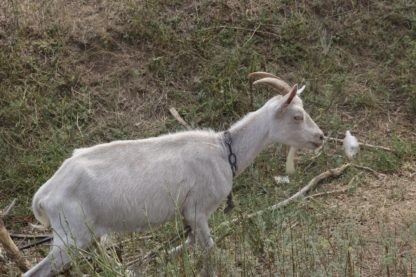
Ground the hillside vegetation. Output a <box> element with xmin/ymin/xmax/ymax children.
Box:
<box><xmin>1</xmin><ymin>0</ymin><xmax>415</xmax><ymax>276</ymax></box>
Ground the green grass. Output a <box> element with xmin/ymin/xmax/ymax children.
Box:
<box><xmin>1</xmin><ymin>0</ymin><xmax>415</xmax><ymax>275</ymax></box>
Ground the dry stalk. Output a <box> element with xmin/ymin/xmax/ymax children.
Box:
<box><xmin>0</xmin><ymin>199</ymin><xmax>31</xmax><ymax>272</ymax></box>
<box><xmin>168</xmin><ymin>107</ymin><xmax>191</xmax><ymax>130</ymax></box>
<box><xmin>217</xmin><ymin>163</ymin><xmax>351</xmax><ymax>229</ymax></box>
<box><xmin>19</xmin><ymin>237</ymin><xmax>53</xmax><ymax>251</ymax></box>
<box><xmin>304</xmin><ymin>187</ymin><xmax>352</xmax><ymax>199</ymax></box>
<box><xmin>325</xmin><ymin>136</ymin><xmax>392</xmax><ymax>152</ymax></box>
<box><xmin>304</xmin><ymin>173</ymin><xmax>361</xmax><ymax>200</ymax></box>
<box><xmin>10</xmin><ymin>234</ymin><xmax>51</xmax><ymax>239</ymax></box>
<box><xmin>350</xmin><ymin>164</ymin><xmax>386</xmax><ymax>179</ymax></box>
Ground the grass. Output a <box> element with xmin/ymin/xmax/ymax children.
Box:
<box><xmin>0</xmin><ymin>0</ymin><xmax>415</xmax><ymax>275</ymax></box>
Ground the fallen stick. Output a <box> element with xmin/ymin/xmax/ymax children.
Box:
<box><xmin>217</xmin><ymin>163</ymin><xmax>351</xmax><ymax>229</ymax></box>
<box><xmin>304</xmin><ymin>173</ymin><xmax>360</xmax><ymax>200</ymax></box>
<box><xmin>0</xmin><ymin>199</ymin><xmax>31</xmax><ymax>272</ymax></box>
<box><xmin>10</xmin><ymin>233</ymin><xmax>51</xmax><ymax>239</ymax></box>
<box><xmin>168</xmin><ymin>107</ymin><xmax>192</xmax><ymax>130</ymax></box>
<box><xmin>325</xmin><ymin>137</ymin><xmax>392</xmax><ymax>152</ymax></box>
<box><xmin>351</xmin><ymin>164</ymin><xmax>386</xmax><ymax>179</ymax></box>
<box><xmin>19</xmin><ymin>236</ymin><xmax>53</xmax><ymax>251</ymax></box>
<box><xmin>304</xmin><ymin>187</ymin><xmax>352</xmax><ymax>199</ymax></box>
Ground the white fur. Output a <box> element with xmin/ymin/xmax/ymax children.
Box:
<box><xmin>24</xmin><ymin>91</ymin><xmax>323</xmax><ymax>277</ymax></box>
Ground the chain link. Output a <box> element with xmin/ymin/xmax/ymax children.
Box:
<box><xmin>223</xmin><ymin>131</ymin><xmax>236</xmax><ymax>214</ymax></box>
<box><xmin>223</xmin><ymin>131</ymin><xmax>237</xmax><ymax>177</ymax></box>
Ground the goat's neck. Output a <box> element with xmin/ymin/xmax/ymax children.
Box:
<box><xmin>227</xmin><ymin>107</ymin><xmax>272</xmax><ymax>177</ymax></box>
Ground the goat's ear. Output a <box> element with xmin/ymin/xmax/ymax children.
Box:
<box><xmin>275</xmin><ymin>85</ymin><xmax>298</xmax><ymax>115</ymax></box>
<box><xmin>286</xmin><ymin>84</ymin><xmax>298</xmax><ymax>105</ymax></box>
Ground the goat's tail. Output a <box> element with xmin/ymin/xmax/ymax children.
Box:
<box><xmin>32</xmin><ymin>190</ymin><xmax>50</xmax><ymax>229</ymax></box>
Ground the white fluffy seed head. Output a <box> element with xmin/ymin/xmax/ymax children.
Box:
<box><xmin>343</xmin><ymin>130</ymin><xmax>359</xmax><ymax>160</ymax></box>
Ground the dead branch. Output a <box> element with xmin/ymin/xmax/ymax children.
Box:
<box><xmin>304</xmin><ymin>173</ymin><xmax>360</xmax><ymax>200</ymax></box>
<box><xmin>0</xmin><ymin>199</ymin><xmax>31</xmax><ymax>272</ymax></box>
<box><xmin>168</xmin><ymin>107</ymin><xmax>192</xmax><ymax>130</ymax></box>
<box><xmin>325</xmin><ymin>136</ymin><xmax>392</xmax><ymax>152</ymax></box>
<box><xmin>10</xmin><ymin>233</ymin><xmax>51</xmax><ymax>239</ymax></box>
<box><xmin>217</xmin><ymin>163</ymin><xmax>351</xmax><ymax>229</ymax></box>
<box><xmin>351</xmin><ymin>164</ymin><xmax>386</xmax><ymax>179</ymax></box>
<box><xmin>19</xmin><ymin>236</ymin><xmax>53</xmax><ymax>251</ymax></box>
<box><xmin>304</xmin><ymin>187</ymin><xmax>352</xmax><ymax>199</ymax></box>
<box><xmin>2</xmin><ymin>199</ymin><xmax>16</xmax><ymax>217</ymax></box>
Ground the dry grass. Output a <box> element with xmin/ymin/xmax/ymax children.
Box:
<box><xmin>322</xmin><ymin>171</ymin><xmax>416</xmax><ymax>276</ymax></box>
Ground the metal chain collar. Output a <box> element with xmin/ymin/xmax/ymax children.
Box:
<box><xmin>223</xmin><ymin>131</ymin><xmax>237</xmax><ymax>177</ymax></box>
<box><xmin>223</xmin><ymin>130</ymin><xmax>236</xmax><ymax>214</ymax></box>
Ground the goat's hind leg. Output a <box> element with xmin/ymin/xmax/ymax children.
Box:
<box><xmin>184</xmin><ymin>212</ymin><xmax>216</xmax><ymax>276</ymax></box>
<box><xmin>167</xmin><ymin>224</ymin><xmax>195</xmax><ymax>256</ymax></box>
<box><xmin>196</xmin><ymin>217</ymin><xmax>216</xmax><ymax>277</ymax></box>
<box><xmin>23</xmin><ymin>238</ymin><xmax>72</xmax><ymax>277</ymax></box>
<box><xmin>24</xmin><ymin>227</ymin><xmax>93</xmax><ymax>277</ymax></box>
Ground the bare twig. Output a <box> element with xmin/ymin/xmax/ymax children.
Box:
<box><xmin>201</xmin><ymin>25</ymin><xmax>280</xmax><ymax>38</ymax></box>
<box><xmin>76</xmin><ymin>113</ymin><xmax>84</xmax><ymax>138</ymax></box>
<box><xmin>304</xmin><ymin>173</ymin><xmax>361</xmax><ymax>200</ymax></box>
<box><xmin>168</xmin><ymin>107</ymin><xmax>192</xmax><ymax>130</ymax></box>
<box><xmin>325</xmin><ymin>136</ymin><xmax>392</xmax><ymax>152</ymax></box>
<box><xmin>17</xmin><ymin>232</ymin><xmax>157</xmax><ymax>251</ymax></box>
<box><xmin>305</xmin><ymin>187</ymin><xmax>352</xmax><ymax>199</ymax></box>
<box><xmin>0</xmin><ymin>200</ymin><xmax>31</xmax><ymax>272</ymax></box>
<box><xmin>2</xmin><ymin>199</ymin><xmax>16</xmax><ymax>218</ymax></box>
<box><xmin>217</xmin><ymin>163</ymin><xmax>351</xmax><ymax>229</ymax></box>
<box><xmin>10</xmin><ymin>233</ymin><xmax>51</xmax><ymax>239</ymax></box>
<box><xmin>351</xmin><ymin>164</ymin><xmax>386</xmax><ymax>179</ymax></box>
<box><xmin>19</xmin><ymin>236</ymin><xmax>53</xmax><ymax>250</ymax></box>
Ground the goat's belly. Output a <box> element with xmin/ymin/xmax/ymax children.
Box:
<box><xmin>60</xmin><ymin>166</ymin><xmax>192</xmax><ymax>233</ymax></box>
<box><xmin>87</xmin><ymin>193</ymin><xmax>184</xmax><ymax>233</ymax></box>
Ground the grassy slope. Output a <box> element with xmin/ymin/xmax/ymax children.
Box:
<box><xmin>1</xmin><ymin>0</ymin><xmax>415</xmax><ymax>275</ymax></box>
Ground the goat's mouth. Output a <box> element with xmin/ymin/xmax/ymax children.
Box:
<box><xmin>309</xmin><ymin>141</ymin><xmax>322</xmax><ymax>149</ymax></box>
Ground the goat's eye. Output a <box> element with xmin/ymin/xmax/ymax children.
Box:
<box><xmin>294</xmin><ymin>115</ymin><xmax>304</xmax><ymax>121</ymax></box>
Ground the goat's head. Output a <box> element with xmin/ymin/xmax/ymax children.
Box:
<box><xmin>249</xmin><ymin>72</ymin><xmax>324</xmax><ymax>150</ymax></box>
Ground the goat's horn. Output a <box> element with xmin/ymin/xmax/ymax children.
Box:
<box><xmin>248</xmin><ymin>71</ymin><xmax>279</xmax><ymax>80</ymax></box>
<box><xmin>297</xmin><ymin>85</ymin><xmax>306</xmax><ymax>95</ymax></box>
<box><xmin>253</xmin><ymin>77</ymin><xmax>292</xmax><ymax>93</ymax></box>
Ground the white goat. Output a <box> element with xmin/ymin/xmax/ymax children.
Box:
<box><xmin>24</xmin><ymin>73</ymin><xmax>324</xmax><ymax>277</ymax></box>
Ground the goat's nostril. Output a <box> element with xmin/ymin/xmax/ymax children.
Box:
<box><xmin>319</xmin><ymin>135</ymin><xmax>324</xmax><ymax>141</ymax></box>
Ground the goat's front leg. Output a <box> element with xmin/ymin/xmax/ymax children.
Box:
<box><xmin>193</xmin><ymin>216</ymin><xmax>216</xmax><ymax>277</ymax></box>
